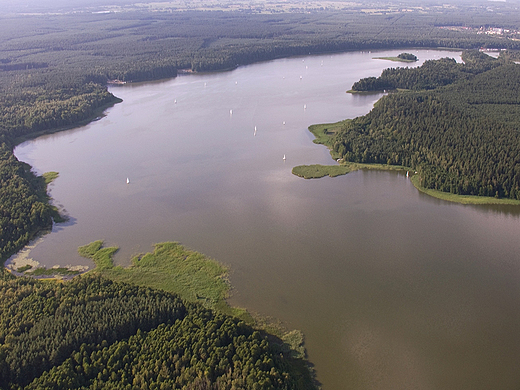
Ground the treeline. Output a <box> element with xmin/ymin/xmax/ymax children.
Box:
<box><xmin>0</xmin><ymin>82</ymin><xmax>120</xmax><ymax>263</ymax></box>
<box><xmin>0</xmin><ymin>62</ymin><xmax>48</xmax><ymax>72</ymax></box>
<box><xmin>0</xmin><ymin>273</ymin><xmax>315</xmax><ymax>389</ymax></box>
<box><xmin>2</xmin><ymin>9</ymin><xmax>520</xmax><ymax>91</ymax></box>
<box><xmin>351</xmin><ymin>50</ymin><xmax>501</xmax><ymax>92</ymax></box>
<box><xmin>1</xmin><ymin>83</ymin><xmax>119</xmax><ymax>140</ymax></box>
<box><xmin>333</xmin><ymin>53</ymin><xmax>520</xmax><ymax>199</ymax></box>
<box><xmin>0</xmin><ymin>142</ymin><xmax>54</xmax><ymax>261</ymax></box>
<box><xmin>1</xmin><ymin>8</ymin><xmax>520</xmax><ymax>388</ymax></box>
<box><xmin>397</xmin><ymin>53</ymin><xmax>418</xmax><ymax>61</ymax></box>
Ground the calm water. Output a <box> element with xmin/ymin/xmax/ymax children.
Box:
<box><xmin>13</xmin><ymin>50</ymin><xmax>520</xmax><ymax>390</ymax></box>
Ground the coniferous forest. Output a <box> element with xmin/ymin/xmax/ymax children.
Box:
<box><xmin>3</xmin><ymin>1</ymin><xmax>520</xmax><ymax>388</ymax></box>
<box><xmin>335</xmin><ymin>51</ymin><xmax>520</xmax><ymax>199</ymax></box>
<box><xmin>0</xmin><ymin>271</ymin><xmax>314</xmax><ymax>389</ymax></box>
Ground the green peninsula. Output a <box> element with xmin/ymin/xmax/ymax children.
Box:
<box><xmin>296</xmin><ymin>50</ymin><xmax>520</xmax><ymax>205</ymax></box>
<box><xmin>79</xmin><ymin>240</ymin><xmax>238</xmax><ymax>316</ymax></box>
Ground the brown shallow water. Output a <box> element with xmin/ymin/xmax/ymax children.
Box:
<box><xmin>12</xmin><ymin>50</ymin><xmax>520</xmax><ymax>389</ymax></box>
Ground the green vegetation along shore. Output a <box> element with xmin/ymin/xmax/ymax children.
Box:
<box><xmin>295</xmin><ymin>51</ymin><xmax>520</xmax><ymax>206</ymax></box>
<box><xmin>3</xmin><ymin>2</ymin><xmax>520</xmax><ymax>266</ymax></box>
<box><xmin>78</xmin><ymin>241</ymin><xmax>313</xmax><ymax>376</ymax></box>
<box><xmin>78</xmin><ymin>241</ymin><xmax>241</xmax><ymax>318</ymax></box>
<box><xmin>373</xmin><ymin>52</ymin><xmax>418</xmax><ymax>63</ymax></box>
<box><xmin>3</xmin><ymin>3</ymin><xmax>520</xmax><ymax>388</ymax></box>
<box><xmin>0</xmin><ymin>265</ymin><xmax>317</xmax><ymax>389</ymax></box>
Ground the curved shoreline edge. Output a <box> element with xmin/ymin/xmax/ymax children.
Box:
<box><xmin>77</xmin><ymin>240</ymin><xmax>317</xmax><ymax>384</ymax></box>
<box><xmin>294</xmin><ymin>121</ymin><xmax>520</xmax><ymax>206</ymax></box>
<box><xmin>12</xmin><ymin>97</ymin><xmax>123</xmax><ymax>147</ymax></box>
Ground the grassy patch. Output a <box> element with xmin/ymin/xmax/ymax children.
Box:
<box><xmin>78</xmin><ymin>240</ymin><xmax>118</xmax><ymax>270</ymax></box>
<box><xmin>410</xmin><ymin>175</ymin><xmax>520</xmax><ymax>205</ymax></box>
<box><xmin>373</xmin><ymin>56</ymin><xmax>416</xmax><ymax>62</ymax></box>
<box><xmin>308</xmin><ymin>120</ymin><xmax>349</xmax><ymax>148</ymax></box>
<box><xmin>293</xmin><ymin>162</ymin><xmax>409</xmax><ymax>179</ymax></box>
<box><xmin>42</xmin><ymin>171</ymin><xmax>59</xmax><ymax>185</ymax></box>
<box><xmin>346</xmin><ymin>89</ymin><xmax>385</xmax><ymax>94</ymax></box>
<box><xmin>348</xmin><ymin>162</ymin><xmax>409</xmax><ymax>172</ymax></box>
<box><xmin>16</xmin><ymin>264</ymin><xmax>33</xmax><ymax>273</ymax></box>
<box><xmin>79</xmin><ymin>241</ymin><xmax>249</xmax><ymax>320</ymax></box>
<box><xmin>292</xmin><ymin>164</ymin><xmax>353</xmax><ymax>179</ymax></box>
<box><xmin>35</xmin><ymin>170</ymin><xmax>68</xmax><ymax>223</ymax></box>
<box><xmin>26</xmin><ymin>267</ymin><xmax>81</xmax><ymax>277</ymax></box>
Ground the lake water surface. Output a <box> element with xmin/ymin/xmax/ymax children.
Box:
<box><xmin>13</xmin><ymin>50</ymin><xmax>520</xmax><ymax>390</ymax></box>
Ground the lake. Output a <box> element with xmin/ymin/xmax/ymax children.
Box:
<box><xmin>12</xmin><ymin>49</ymin><xmax>520</xmax><ymax>390</ymax></box>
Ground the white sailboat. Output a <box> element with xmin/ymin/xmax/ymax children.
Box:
<box><xmin>254</xmin><ymin>126</ymin><xmax>257</xmax><ymax>136</ymax></box>
<box><xmin>283</xmin><ymin>154</ymin><xmax>286</xmax><ymax>161</ymax></box>
<box><xmin>126</xmin><ymin>178</ymin><xmax>130</xmax><ymax>184</ymax></box>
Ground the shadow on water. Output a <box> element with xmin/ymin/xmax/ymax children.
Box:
<box><xmin>51</xmin><ymin>215</ymin><xmax>78</xmax><ymax>232</ymax></box>
<box><xmin>416</xmin><ymin>188</ymin><xmax>520</xmax><ymax>217</ymax></box>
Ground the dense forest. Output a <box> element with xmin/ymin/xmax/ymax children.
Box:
<box><xmin>350</xmin><ymin>50</ymin><xmax>501</xmax><ymax>92</ymax></box>
<box><xmin>333</xmin><ymin>51</ymin><xmax>520</xmax><ymax>199</ymax></box>
<box><xmin>0</xmin><ymin>271</ymin><xmax>314</xmax><ymax>389</ymax></box>
<box><xmin>0</xmin><ymin>142</ymin><xmax>56</xmax><ymax>261</ymax></box>
<box><xmin>3</xmin><ymin>2</ymin><xmax>520</xmax><ymax>388</ymax></box>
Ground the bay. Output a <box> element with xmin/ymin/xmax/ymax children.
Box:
<box><xmin>13</xmin><ymin>49</ymin><xmax>520</xmax><ymax>389</ymax></box>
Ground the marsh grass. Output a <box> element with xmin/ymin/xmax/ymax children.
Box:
<box><xmin>79</xmin><ymin>241</ymin><xmax>250</xmax><ymax>320</ymax></box>
<box><xmin>37</xmin><ymin>171</ymin><xmax>68</xmax><ymax>223</ymax></box>
<box><xmin>373</xmin><ymin>56</ymin><xmax>416</xmax><ymax>62</ymax></box>
<box><xmin>410</xmin><ymin>175</ymin><xmax>520</xmax><ymax>205</ymax></box>
<box><xmin>78</xmin><ymin>240</ymin><xmax>118</xmax><ymax>270</ymax></box>
<box><xmin>292</xmin><ymin>164</ymin><xmax>353</xmax><ymax>179</ymax></box>
<box><xmin>293</xmin><ymin>162</ymin><xmax>408</xmax><ymax>179</ymax></box>
<box><xmin>16</xmin><ymin>264</ymin><xmax>33</xmax><ymax>272</ymax></box>
<box><xmin>27</xmin><ymin>267</ymin><xmax>80</xmax><ymax>277</ymax></box>
<box><xmin>42</xmin><ymin>171</ymin><xmax>59</xmax><ymax>184</ymax></box>
<box><xmin>308</xmin><ymin>120</ymin><xmax>349</xmax><ymax>148</ymax></box>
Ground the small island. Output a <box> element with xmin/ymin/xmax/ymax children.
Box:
<box><xmin>374</xmin><ymin>52</ymin><xmax>419</xmax><ymax>62</ymax></box>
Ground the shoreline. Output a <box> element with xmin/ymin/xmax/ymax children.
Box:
<box><xmin>12</xmin><ymin>97</ymin><xmax>123</xmax><ymax>147</ymax></box>
<box><xmin>299</xmin><ymin>120</ymin><xmax>520</xmax><ymax>206</ymax></box>
<box><xmin>77</xmin><ymin>240</ymin><xmax>314</xmax><ymax>380</ymax></box>
<box><xmin>373</xmin><ymin>56</ymin><xmax>417</xmax><ymax>62</ymax></box>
